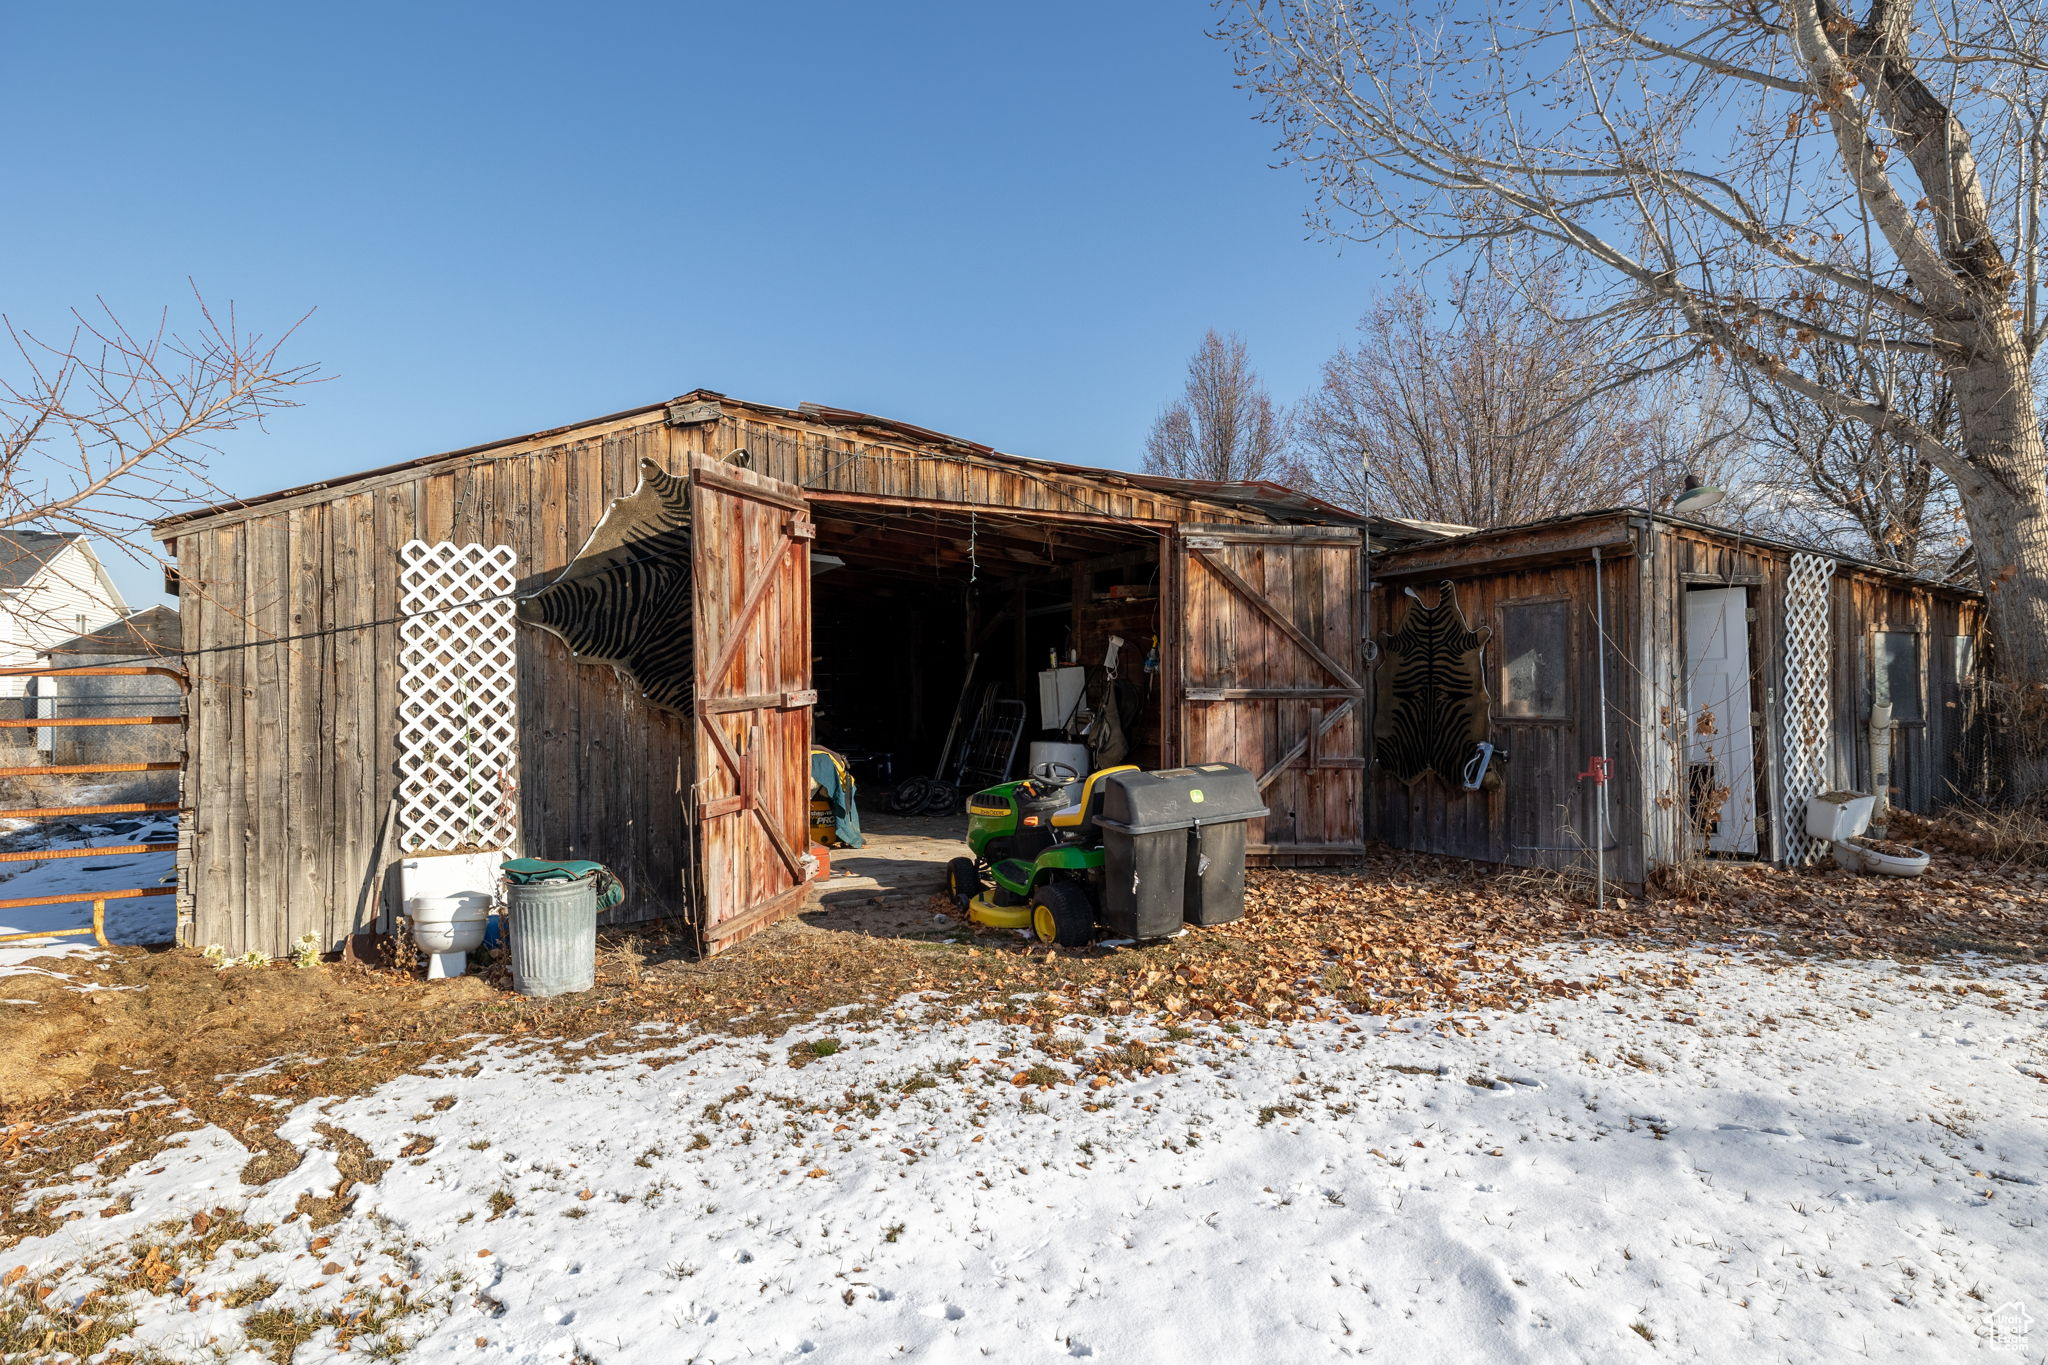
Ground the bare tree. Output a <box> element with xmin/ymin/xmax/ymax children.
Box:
<box><xmin>1</xmin><ymin>290</ymin><xmax>316</xmax><ymax>621</ymax></box>
<box><xmin>1223</xmin><ymin>0</ymin><xmax>2048</xmax><ymax>790</ymax></box>
<box><xmin>1145</xmin><ymin>330</ymin><xmax>1294</xmax><ymax>482</ymax></box>
<box><xmin>1297</xmin><ymin>274</ymin><xmax>1736</xmax><ymax>524</ymax></box>
<box><xmin>0</xmin><ymin>287</ymin><xmax>317</xmax><ymax>694</ymax></box>
<box><xmin>1742</xmin><ymin>334</ymin><xmax>1964</xmax><ymax>571</ymax></box>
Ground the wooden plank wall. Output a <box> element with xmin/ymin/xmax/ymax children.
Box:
<box><xmin>167</xmin><ymin>402</ymin><xmax>1293</xmax><ymax>955</ymax></box>
<box><xmin>1374</xmin><ymin>517</ymin><xmax>1981</xmax><ymax>883</ymax></box>
<box><xmin>1171</xmin><ymin>526</ymin><xmax>1367</xmax><ymax>861</ymax></box>
<box><xmin>1370</xmin><ymin>542</ymin><xmax>1647</xmax><ymax>885</ymax></box>
<box><xmin>1651</xmin><ymin>527</ymin><xmax>1982</xmax><ymax>838</ymax></box>
<box><xmin>1828</xmin><ymin>567</ymin><xmax>1983</xmax><ymax>810</ymax></box>
<box><xmin>175</xmin><ymin>417</ymin><xmax>716</xmax><ymax>955</ymax></box>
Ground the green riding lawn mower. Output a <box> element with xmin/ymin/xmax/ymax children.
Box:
<box><xmin>946</xmin><ymin>760</ymin><xmax>1131</xmax><ymax>947</ymax></box>
<box><xmin>945</xmin><ymin>759</ymin><xmax>1266</xmax><ymax>947</ymax></box>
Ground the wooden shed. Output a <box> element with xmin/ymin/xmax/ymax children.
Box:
<box><xmin>155</xmin><ymin>391</ymin><xmax>1379</xmax><ymax>957</ymax></box>
<box><xmin>1367</xmin><ymin>509</ymin><xmax>1984</xmax><ymax>885</ymax></box>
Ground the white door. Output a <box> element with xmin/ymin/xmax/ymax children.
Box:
<box><xmin>1684</xmin><ymin>588</ymin><xmax>1757</xmax><ymax>854</ymax></box>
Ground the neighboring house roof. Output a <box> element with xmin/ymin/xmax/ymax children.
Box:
<box><xmin>0</xmin><ymin>531</ymin><xmax>81</xmax><ymax>592</ymax></box>
<box><xmin>45</xmin><ymin>605</ymin><xmax>182</xmax><ymax>656</ymax></box>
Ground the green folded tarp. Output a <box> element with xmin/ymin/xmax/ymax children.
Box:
<box><xmin>500</xmin><ymin>858</ymin><xmax>627</xmax><ymax>911</ymax></box>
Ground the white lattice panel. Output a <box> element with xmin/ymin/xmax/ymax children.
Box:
<box><xmin>1781</xmin><ymin>552</ymin><xmax>1837</xmax><ymax>865</ymax></box>
<box><xmin>398</xmin><ymin>540</ymin><xmax>521</xmax><ymax>854</ymax></box>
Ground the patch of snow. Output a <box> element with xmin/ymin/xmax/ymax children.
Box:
<box><xmin>9</xmin><ymin>948</ymin><xmax>2048</xmax><ymax>1362</ymax></box>
<box><xmin>0</xmin><ymin>815</ymin><xmax>177</xmax><ymax>974</ymax></box>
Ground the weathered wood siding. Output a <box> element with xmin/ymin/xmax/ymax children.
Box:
<box><xmin>166</xmin><ymin>399</ymin><xmax>1302</xmax><ymax>956</ymax></box>
<box><xmin>1371</xmin><ymin>513</ymin><xmax>1982</xmax><ymax>886</ymax></box>
<box><xmin>1370</xmin><ymin>516</ymin><xmax>1645</xmax><ymax>884</ymax></box>
<box><xmin>174</xmin><ymin>419</ymin><xmax>710</xmax><ymax>955</ymax></box>
<box><xmin>1172</xmin><ymin>525</ymin><xmax>1368</xmax><ymax>861</ymax></box>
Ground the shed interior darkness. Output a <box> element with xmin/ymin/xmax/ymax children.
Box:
<box><xmin>805</xmin><ymin>501</ymin><xmax>1163</xmax><ymax>804</ymax></box>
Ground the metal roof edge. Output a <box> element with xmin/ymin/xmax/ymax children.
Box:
<box><xmin>1367</xmin><ymin>505</ymin><xmax>1980</xmax><ymax>597</ymax></box>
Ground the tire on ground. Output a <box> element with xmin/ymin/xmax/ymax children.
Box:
<box><xmin>946</xmin><ymin>856</ymin><xmax>983</xmax><ymax>904</ymax></box>
<box><xmin>1030</xmin><ymin>880</ymin><xmax>1096</xmax><ymax>947</ymax></box>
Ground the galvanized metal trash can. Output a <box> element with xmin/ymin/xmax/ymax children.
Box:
<box><xmin>504</xmin><ymin>875</ymin><xmax>598</xmax><ymax>997</ymax></box>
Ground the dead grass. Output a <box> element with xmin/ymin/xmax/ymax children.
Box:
<box><xmin>0</xmin><ymin>1273</ymin><xmax>145</xmax><ymax>1363</ymax></box>
<box><xmin>0</xmin><ymin>1205</ymin><xmax>444</xmax><ymax>1364</ymax></box>
<box><xmin>4</xmin><ymin>836</ymin><xmax>2046</xmax><ymax>1255</ymax></box>
<box><xmin>1901</xmin><ymin>801</ymin><xmax>2048</xmax><ymax>869</ymax></box>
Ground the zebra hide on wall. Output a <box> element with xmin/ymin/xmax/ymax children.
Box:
<box><xmin>1373</xmin><ymin>580</ymin><xmax>1494</xmax><ymax>788</ymax></box>
<box><xmin>518</xmin><ymin>457</ymin><xmax>697</xmax><ymax>716</ymax></box>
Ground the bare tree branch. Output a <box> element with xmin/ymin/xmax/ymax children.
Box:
<box><xmin>0</xmin><ymin>287</ymin><xmax>320</xmax><ymax>643</ymax></box>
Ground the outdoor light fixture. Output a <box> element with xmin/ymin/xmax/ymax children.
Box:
<box><xmin>1669</xmin><ymin>473</ymin><xmax>1727</xmax><ymax>515</ymax></box>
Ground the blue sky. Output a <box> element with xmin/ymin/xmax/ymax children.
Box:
<box><xmin>4</xmin><ymin>2</ymin><xmax>1407</xmax><ymax>606</ymax></box>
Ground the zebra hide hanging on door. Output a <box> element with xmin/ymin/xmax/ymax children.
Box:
<box><xmin>518</xmin><ymin>457</ymin><xmax>697</xmax><ymax>716</ymax></box>
<box><xmin>1373</xmin><ymin>580</ymin><xmax>1494</xmax><ymax>787</ymax></box>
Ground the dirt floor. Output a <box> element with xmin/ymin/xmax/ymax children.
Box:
<box><xmin>805</xmin><ymin>809</ymin><xmax>964</xmax><ymax>917</ymax></box>
<box><xmin>5</xmin><ymin>809</ymin><xmax>2045</xmax><ymax>1254</ymax></box>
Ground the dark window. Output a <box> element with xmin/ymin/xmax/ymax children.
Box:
<box><xmin>1874</xmin><ymin>632</ymin><xmax>1923</xmax><ymax>722</ymax></box>
<box><xmin>1500</xmin><ymin>601</ymin><xmax>1570</xmax><ymax>719</ymax></box>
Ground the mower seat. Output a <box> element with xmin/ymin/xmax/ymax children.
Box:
<box><xmin>1050</xmin><ymin>765</ymin><xmax>1137</xmax><ymax>832</ymax></box>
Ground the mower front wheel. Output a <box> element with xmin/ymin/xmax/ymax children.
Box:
<box><xmin>1030</xmin><ymin>881</ymin><xmax>1096</xmax><ymax>948</ymax></box>
<box><xmin>946</xmin><ymin>857</ymin><xmax>984</xmax><ymax>907</ymax></box>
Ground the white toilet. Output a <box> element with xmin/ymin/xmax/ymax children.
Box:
<box><xmin>400</xmin><ymin>853</ymin><xmax>501</xmax><ymax>978</ymax></box>
<box><xmin>1804</xmin><ymin>792</ymin><xmax>1929</xmax><ymax>876</ymax></box>
<box><xmin>408</xmin><ymin>896</ymin><xmax>489</xmax><ymax>978</ymax></box>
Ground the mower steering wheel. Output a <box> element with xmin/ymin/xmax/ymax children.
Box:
<box><xmin>1032</xmin><ymin>760</ymin><xmax>1081</xmax><ymax>786</ymax></box>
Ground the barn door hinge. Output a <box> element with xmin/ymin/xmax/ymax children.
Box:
<box><xmin>1746</xmin><ymin>606</ymin><xmax>1758</xmax><ymax>623</ymax></box>
<box><xmin>780</xmin><ymin>689</ymin><xmax>818</xmax><ymax>709</ymax></box>
<box><xmin>790</xmin><ymin>517</ymin><xmax>816</xmax><ymax>541</ymax></box>
<box><xmin>1184</xmin><ymin>536</ymin><xmax>1225</xmax><ymax>551</ymax></box>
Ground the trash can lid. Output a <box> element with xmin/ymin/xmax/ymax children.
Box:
<box><xmin>1096</xmin><ymin>764</ymin><xmax>1269</xmax><ymax>835</ymax></box>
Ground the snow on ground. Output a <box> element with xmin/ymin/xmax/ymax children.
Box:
<box><xmin>12</xmin><ymin>948</ymin><xmax>2048</xmax><ymax>1363</ymax></box>
<box><xmin>0</xmin><ymin>813</ymin><xmax>177</xmax><ymax>974</ymax></box>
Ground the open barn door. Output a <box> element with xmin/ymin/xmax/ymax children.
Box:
<box><xmin>690</xmin><ymin>455</ymin><xmax>815</xmax><ymax>953</ymax></box>
<box><xmin>1170</xmin><ymin>524</ymin><xmax>1367</xmax><ymax>861</ymax></box>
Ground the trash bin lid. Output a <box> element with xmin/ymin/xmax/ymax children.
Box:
<box><xmin>1096</xmin><ymin>764</ymin><xmax>1268</xmax><ymax>835</ymax></box>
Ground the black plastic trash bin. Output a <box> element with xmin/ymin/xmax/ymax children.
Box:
<box><xmin>1097</xmin><ymin>764</ymin><xmax>1267</xmax><ymax>939</ymax></box>
<box><xmin>1177</xmin><ymin>763</ymin><xmax>1267</xmax><ymax>926</ymax></box>
<box><xmin>1098</xmin><ymin>769</ymin><xmax>1192</xmax><ymax>939</ymax></box>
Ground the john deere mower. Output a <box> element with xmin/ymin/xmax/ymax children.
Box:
<box><xmin>946</xmin><ymin>761</ymin><xmax>1135</xmax><ymax>947</ymax></box>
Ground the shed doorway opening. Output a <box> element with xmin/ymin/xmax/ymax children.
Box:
<box><xmin>802</xmin><ymin>498</ymin><xmax>1165</xmax><ymax>915</ymax></box>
